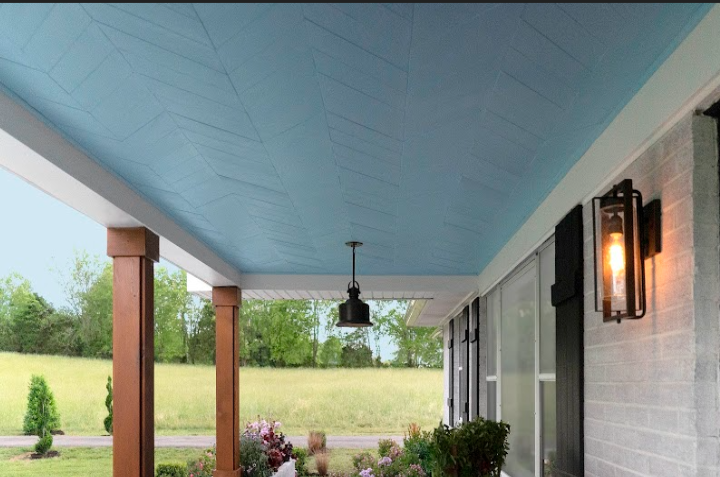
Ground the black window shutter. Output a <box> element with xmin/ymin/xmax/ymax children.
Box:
<box><xmin>447</xmin><ymin>319</ymin><xmax>455</xmax><ymax>421</ymax></box>
<box><xmin>459</xmin><ymin>306</ymin><xmax>470</xmax><ymax>422</ymax></box>
<box><xmin>470</xmin><ymin>298</ymin><xmax>480</xmax><ymax>420</ymax></box>
<box><xmin>551</xmin><ymin>205</ymin><xmax>584</xmax><ymax>477</ymax></box>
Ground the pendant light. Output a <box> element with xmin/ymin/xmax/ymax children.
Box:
<box><xmin>336</xmin><ymin>241</ymin><xmax>372</xmax><ymax>327</ymax></box>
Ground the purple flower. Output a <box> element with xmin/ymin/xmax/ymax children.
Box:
<box><xmin>378</xmin><ymin>457</ymin><xmax>392</xmax><ymax>467</ymax></box>
<box><xmin>359</xmin><ymin>469</ymin><xmax>375</xmax><ymax>477</ymax></box>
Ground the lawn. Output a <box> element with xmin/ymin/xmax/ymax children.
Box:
<box><xmin>0</xmin><ymin>447</ymin><xmax>359</xmax><ymax>476</ymax></box>
<box><xmin>0</xmin><ymin>352</ymin><xmax>442</xmax><ymax>436</ymax></box>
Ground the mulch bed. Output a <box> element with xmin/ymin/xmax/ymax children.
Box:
<box><xmin>10</xmin><ymin>450</ymin><xmax>61</xmax><ymax>461</ymax></box>
<box><xmin>30</xmin><ymin>450</ymin><xmax>60</xmax><ymax>459</ymax></box>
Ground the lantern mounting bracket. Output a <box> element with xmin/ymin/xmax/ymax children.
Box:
<box><xmin>642</xmin><ymin>199</ymin><xmax>662</xmax><ymax>259</ymax></box>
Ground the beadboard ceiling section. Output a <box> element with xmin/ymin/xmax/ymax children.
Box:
<box><xmin>0</xmin><ymin>3</ymin><xmax>711</xmax><ymax>279</ymax></box>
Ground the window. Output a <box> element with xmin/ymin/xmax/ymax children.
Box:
<box><xmin>486</xmin><ymin>239</ymin><xmax>555</xmax><ymax>477</ymax></box>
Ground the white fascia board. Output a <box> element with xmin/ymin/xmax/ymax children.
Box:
<box><xmin>478</xmin><ymin>4</ymin><xmax>720</xmax><ymax>295</ymax></box>
<box><xmin>0</xmin><ymin>91</ymin><xmax>242</xmax><ymax>287</ymax></box>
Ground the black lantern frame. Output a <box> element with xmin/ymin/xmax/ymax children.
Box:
<box><xmin>336</xmin><ymin>241</ymin><xmax>372</xmax><ymax>328</ymax></box>
<box><xmin>592</xmin><ymin>179</ymin><xmax>661</xmax><ymax>323</ymax></box>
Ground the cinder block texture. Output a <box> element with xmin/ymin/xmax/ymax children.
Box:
<box><xmin>583</xmin><ymin>115</ymin><xmax>720</xmax><ymax>476</ymax></box>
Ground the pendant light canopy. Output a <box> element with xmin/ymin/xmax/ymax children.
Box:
<box><xmin>336</xmin><ymin>241</ymin><xmax>372</xmax><ymax>328</ymax></box>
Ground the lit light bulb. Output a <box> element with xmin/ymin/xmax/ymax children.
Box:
<box><xmin>608</xmin><ymin>231</ymin><xmax>626</xmax><ymax>301</ymax></box>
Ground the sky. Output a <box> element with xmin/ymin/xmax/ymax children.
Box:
<box><xmin>0</xmin><ymin>166</ymin><xmax>397</xmax><ymax>360</ymax></box>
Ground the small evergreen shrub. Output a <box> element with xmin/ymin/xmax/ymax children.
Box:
<box><xmin>156</xmin><ymin>463</ymin><xmax>186</xmax><ymax>477</ymax></box>
<box><xmin>34</xmin><ymin>433</ymin><xmax>53</xmax><ymax>455</ymax></box>
<box><xmin>104</xmin><ymin>376</ymin><xmax>113</xmax><ymax>435</ymax></box>
<box><xmin>293</xmin><ymin>447</ymin><xmax>309</xmax><ymax>476</ymax></box>
<box><xmin>23</xmin><ymin>375</ymin><xmax>60</xmax><ymax>436</ymax></box>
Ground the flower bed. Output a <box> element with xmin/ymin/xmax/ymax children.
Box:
<box><xmin>185</xmin><ymin>418</ymin><xmax>296</xmax><ymax>477</ymax></box>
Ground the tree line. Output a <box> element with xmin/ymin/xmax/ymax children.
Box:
<box><xmin>0</xmin><ymin>251</ymin><xmax>441</xmax><ymax>368</ymax></box>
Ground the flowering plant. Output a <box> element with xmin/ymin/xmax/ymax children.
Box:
<box><xmin>243</xmin><ymin>418</ymin><xmax>294</xmax><ymax>472</ymax></box>
<box><xmin>187</xmin><ymin>446</ymin><xmax>216</xmax><ymax>477</ymax></box>
<box><xmin>352</xmin><ymin>440</ymin><xmax>426</xmax><ymax>477</ymax></box>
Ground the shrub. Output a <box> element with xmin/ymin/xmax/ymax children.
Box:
<box><xmin>429</xmin><ymin>417</ymin><xmax>510</xmax><ymax>477</ymax></box>
<box><xmin>403</xmin><ymin>426</ymin><xmax>433</xmax><ymax>475</ymax></box>
<box><xmin>377</xmin><ymin>438</ymin><xmax>396</xmax><ymax>458</ymax></box>
<box><xmin>156</xmin><ymin>463</ymin><xmax>186</xmax><ymax>477</ymax></box>
<box><xmin>293</xmin><ymin>447</ymin><xmax>309</xmax><ymax>476</ymax></box>
<box><xmin>308</xmin><ymin>430</ymin><xmax>327</xmax><ymax>455</ymax></box>
<box><xmin>239</xmin><ymin>435</ymin><xmax>271</xmax><ymax>477</ymax></box>
<box><xmin>34</xmin><ymin>433</ymin><xmax>52</xmax><ymax>455</ymax></box>
<box><xmin>104</xmin><ymin>376</ymin><xmax>113</xmax><ymax>435</ymax></box>
<box><xmin>352</xmin><ymin>439</ymin><xmax>424</xmax><ymax>477</ymax></box>
<box><xmin>23</xmin><ymin>375</ymin><xmax>60</xmax><ymax>436</ymax></box>
<box><xmin>315</xmin><ymin>451</ymin><xmax>330</xmax><ymax>476</ymax></box>
<box><xmin>187</xmin><ymin>447</ymin><xmax>215</xmax><ymax>477</ymax></box>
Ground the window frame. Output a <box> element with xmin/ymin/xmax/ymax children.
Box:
<box><xmin>485</xmin><ymin>237</ymin><xmax>555</xmax><ymax>477</ymax></box>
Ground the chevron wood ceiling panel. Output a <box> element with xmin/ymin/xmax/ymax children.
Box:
<box><xmin>0</xmin><ymin>3</ymin><xmax>710</xmax><ymax>275</ymax></box>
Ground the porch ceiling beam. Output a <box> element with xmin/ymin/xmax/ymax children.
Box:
<box><xmin>0</xmin><ymin>90</ymin><xmax>242</xmax><ymax>288</ymax></box>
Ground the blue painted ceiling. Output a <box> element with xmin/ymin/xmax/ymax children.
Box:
<box><xmin>0</xmin><ymin>3</ymin><xmax>711</xmax><ymax>275</ymax></box>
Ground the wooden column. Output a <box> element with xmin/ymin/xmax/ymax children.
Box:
<box><xmin>107</xmin><ymin>228</ymin><xmax>159</xmax><ymax>477</ymax></box>
<box><xmin>213</xmin><ymin>287</ymin><xmax>241</xmax><ymax>477</ymax></box>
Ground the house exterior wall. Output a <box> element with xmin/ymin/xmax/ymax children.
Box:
<box><xmin>583</xmin><ymin>114</ymin><xmax>720</xmax><ymax>477</ymax></box>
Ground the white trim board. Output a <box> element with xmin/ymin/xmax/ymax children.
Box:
<box><xmin>477</xmin><ymin>4</ymin><xmax>720</xmax><ymax>296</ymax></box>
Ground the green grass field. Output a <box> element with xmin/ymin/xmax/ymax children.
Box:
<box><xmin>0</xmin><ymin>352</ymin><xmax>442</xmax><ymax>436</ymax></box>
<box><xmin>0</xmin><ymin>447</ymin><xmax>358</xmax><ymax>477</ymax></box>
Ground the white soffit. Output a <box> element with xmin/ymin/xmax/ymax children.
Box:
<box><xmin>188</xmin><ymin>273</ymin><xmax>477</xmax><ymax>317</ymax></box>
<box><xmin>477</xmin><ymin>4</ymin><xmax>720</xmax><ymax>298</ymax></box>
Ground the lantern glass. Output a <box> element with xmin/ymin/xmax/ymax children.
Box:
<box><xmin>592</xmin><ymin>179</ymin><xmax>646</xmax><ymax>322</ymax></box>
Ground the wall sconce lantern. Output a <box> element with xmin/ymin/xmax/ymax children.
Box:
<box><xmin>592</xmin><ymin>179</ymin><xmax>661</xmax><ymax>323</ymax></box>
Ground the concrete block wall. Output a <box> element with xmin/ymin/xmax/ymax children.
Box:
<box><xmin>583</xmin><ymin>115</ymin><xmax>720</xmax><ymax>476</ymax></box>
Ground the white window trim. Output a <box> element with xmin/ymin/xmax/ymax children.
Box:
<box><xmin>486</xmin><ymin>237</ymin><xmax>555</xmax><ymax>477</ymax></box>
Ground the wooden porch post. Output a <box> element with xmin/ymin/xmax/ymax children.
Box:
<box><xmin>107</xmin><ymin>227</ymin><xmax>159</xmax><ymax>477</ymax></box>
<box><xmin>213</xmin><ymin>287</ymin><xmax>241</xmax><ymax>477</ymax></box>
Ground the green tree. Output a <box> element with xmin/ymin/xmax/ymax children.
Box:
<box><xmin>0</xmin><ymin>274</ymin><xmax>33</xmax><ymax>351</ymax></box>
<box><xmin>13</xmin><ymin>292</ymin><xmax>55</xmax><ymax>354</ymax></box>
<box><xmin>340</xmin><ymin>342</ymin><xmax>374</xmax><ymax>367</ymax></box>
<box><xmin>23</xmin><ymin>375</ymin><xmax>60</xmax><ymax>436</ymax></box>
<box><xmin>240</xmin><ymin>300</ymin><xmax>314</xmax><ymax>367</ymax></box>
<box><xmin>318</xmin><ymin>336</ymin><xmax>342</xmax><ymax>367</ymax></box>
<box><xmin>57</xmin><ymin>252</ymin><xmax>113</xmax><ymax>358</ymax></box>
<box><xmin>187</xmin><ymin>299</ymin><xmax>216</xmax><ymax>365</ymax></box>
<box><xmin>154</xmin><ymin>267</ymin><xmax>192</xmax><ymax>363</ymax></box>
<box><xmin>374</xmin><ymin>301</ymin><xmax>442</xmax><ymax>368</ymax></box>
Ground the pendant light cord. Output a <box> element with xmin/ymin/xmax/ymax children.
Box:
<box><xmin>352</xmin><ymin>243</ymin><xmax>356</xmax><ymax>287</ymax></box>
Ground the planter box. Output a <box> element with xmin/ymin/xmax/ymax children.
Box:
<box><xmin>274</xmin><ymin>460</ymin><xmax>295</xmax><ymax>477</ymax></box>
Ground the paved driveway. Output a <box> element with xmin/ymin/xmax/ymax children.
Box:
<box><xmin>0</xmin><ymin>435</ymin><xmax>402</xmax><ymax>449</ymax></box>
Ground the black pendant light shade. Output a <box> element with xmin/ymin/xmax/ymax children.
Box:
<box><xmin>336</xmin><ymin>242</ymin><xmax>373</xmax><ymax>327</ymax></box>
